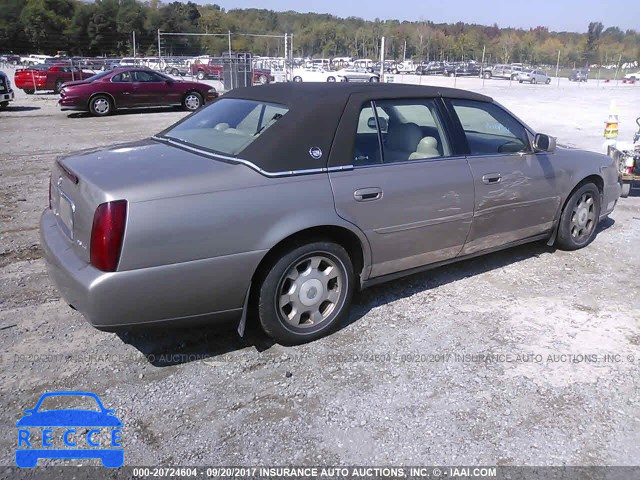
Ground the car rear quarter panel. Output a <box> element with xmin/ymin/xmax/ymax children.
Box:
<box><xmin>118</xmin><ymin>170</ymin><xmax>370</xmax><ymax>272</ymax></box>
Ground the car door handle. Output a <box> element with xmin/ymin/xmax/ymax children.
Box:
<box><xmin>482</xmin><ymin>173</ymin><xmax>502</xmax><ymax>184</ymax></box>
<box><xmin>354</xmin><ymin>188</ymin><xmax>383</xmax><ymax>202</ymax></box>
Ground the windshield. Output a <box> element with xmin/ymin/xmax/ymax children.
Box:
<box><xmin>160</xmin><ymin>98</ymin><xmax>289</xmax><ymax>156</ymax></box>
<box><xmin>85</xmin><ymin>70</ymin><xmax>112</xmax><ymax>82</ymax></box>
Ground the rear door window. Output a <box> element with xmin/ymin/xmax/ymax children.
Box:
<box><xmin>353</xmin><ymin>99</ymin><xmax>450</xmax><ymax>166</ymax></box>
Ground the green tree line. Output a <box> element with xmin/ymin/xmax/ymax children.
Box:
<box><xmin>1</xmin><ymin>0</ymin><xmax>638</xmax><ymax>66</ymax></box>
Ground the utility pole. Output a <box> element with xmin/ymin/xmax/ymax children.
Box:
<box><xmin>157</xmin><ymin>29</ymin><xmax>161</xmax><ymax>61</ymax></box>
<box><xmin>403</xmin><ymin>40</ymin><xmax>406</xmax><ymax>61</ymax></box>
<box><xmin>380</xmin><ymin>36</ymin><xmax>385</xmax><ymax>82</ymax></box>
<box><xmin>284</xmin><ymin>33</ymin><xmax>288</xmax><ymax>82</ymax></box>
<box><xmin>228</xmin><ymin>31</ymin><xmax>233</xmax><ymax>90</ymax></box>
<box><xmin>132</xmin><ymin>31</ymin><xmax>136</xmax><ymax>60</ymax></box>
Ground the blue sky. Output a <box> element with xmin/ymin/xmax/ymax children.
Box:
<box><xmin>211</xmin><ymin>0</ymin><xmax>640</xmax><ymax>33</ymax></box>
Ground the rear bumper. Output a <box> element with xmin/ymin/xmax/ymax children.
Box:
<box><xmin>40</xmin><ymin>209</ymin><xmax>263</xmax><ymax>329</ymax></box>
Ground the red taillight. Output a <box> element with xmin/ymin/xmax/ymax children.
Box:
<box><xmin>627</xmin><ymin>166</ymin><xmax>635</xmax><ymax>175</ymax></box>
<box><xmin>90</xmin><ymin>200</ymin><xmax>127</xmax><ymax>272</ymax></box>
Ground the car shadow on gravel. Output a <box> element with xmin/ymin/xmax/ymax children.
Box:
<box><xmin>2</xmin><ymin>106</ymin><xmax>40</xmax><ymax>112</ymax></box>
<box><xmin>341</xmin><ymin>217</ymin><xmax>615</xmax><ymax>333</ymax></box>
<box><xmin>118</xmin><ymin>218</ymin><xmax>615</xmax><ymax>366</ymax></box>
<box><xmin>67</xmin><ymin>107</ymin><xmax>183</xmax><ymax>119</ymax></box>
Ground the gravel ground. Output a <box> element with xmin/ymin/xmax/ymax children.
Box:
<box><xmin>0</xmin><ymin>69</ymin><xmax>639</xmax><ymax>469</ymax></box>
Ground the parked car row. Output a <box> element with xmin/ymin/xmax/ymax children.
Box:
<box><xmin>291</xmin><ymin>67</ymin><xmax>380</xmax><ymax>83</ymax></box>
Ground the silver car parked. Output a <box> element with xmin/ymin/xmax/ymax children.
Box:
<box><xmin>41</xmin><ymin>83</ymin><xmax>621</xmax><ymax>344</ymax></box>
<box><xmin>518</xmin><ymin>69</ymin><xmax>551</xmax><ymax>84</ymax></box>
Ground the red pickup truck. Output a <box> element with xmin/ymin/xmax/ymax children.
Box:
<box><xmin>190</xmin><ymin>60</ymin><xmax>273</xmax><ymax>84</ymax></box>
<box><xmin>14</xmin><ymin>64</ymin><xmax>93</xmax><ymax>94</ymax></box>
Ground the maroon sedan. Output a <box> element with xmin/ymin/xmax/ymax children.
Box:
<box><xmin>59</xmin><ymin>67</ymin><xmax>218</xmax><ymax>116</ymax></box>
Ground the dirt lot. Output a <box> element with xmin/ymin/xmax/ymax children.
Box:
<box><xmin>1</xmin><ymin>70</ymin><xmax>639</xmax><ymax>469</ymax></box>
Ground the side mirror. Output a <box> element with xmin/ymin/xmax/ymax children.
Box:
<box><xmin>534</xmin><ymin>133</ymin><xmax>556</xmax><ymax>153</ymax></box>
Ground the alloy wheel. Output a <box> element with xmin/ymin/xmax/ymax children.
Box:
<box><xmin>276</xmin><ymin>254</ymin><xmax>344</xmax><ymax>329</ymax></box>
<box><xmin>569</xmin><ymin>192</ymin><xmax>596</xmax><ymax>242</ymax></box>
<box><xmin>184</xmin><ymin>94</ymin><xmax>201</xmax><ymax>110</ymax></box>
<box><xmin>93</xmin><ymin>97</ymin><xmax>110</xmax><ymax>115</ymax></box>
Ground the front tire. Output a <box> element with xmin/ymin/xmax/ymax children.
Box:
<box><xmin>196</xmin><ymin>70</ymin><xmax>205</xmax><ymax>80</ymax></box>
<box><xmin>0</xmin><ymin>101</ymin><xmax>8</xmax><ymax>110</ymax></box>
<box><xmin>546</xmin><ymin>78</ymin><xmax>551</xmax><ymax>84</ymax></box>
<box><xmin>89</xmin><ymin>95</ymin><xmax>112</xmax><ymax>116</ymax></box>
<box><xmin>257</xmin><ymin>241</ymin><xmax>354</xmax><ymax>345</ymax></box>
<box><xmin>531</xmin><ymin>78</ymin><xmax>537</xmax><ymax>84</ymax></box>
<box><xmin>326</xmin><ymin>76</ymin><xmax>336</xmax><ymax>82</ymax></box>
<box><xmin>293</xmin><ymin>76</ymin><xmax>303</xmax><ymax>82</ymax></box>
<box><xmin>483</xmin><ymin>72</ymin><xmax>491</xmax><ymax>79</ymax></box>
<box><xmin>369</xmin><ymin>76</ymin><xmax>379</xmax><ymax>82</ymax></box>
<box><xmin>54</xmin><ymin>79</ymin><xmax>63</xmax><ymax>94</ymax></box>
<box><xmin>621</xmin><ymin>182</ymin><xmax>631</xmax><ymax>198</ymax></box>
<box><xmin>183</xmin><ymin>91</ymin><xmax>203</xmax><ymax>111</ymax></box>
<box><xmin>556</xmin><ymin>183</ymin><xmax>601</xmax><ymax>250</ymax></box>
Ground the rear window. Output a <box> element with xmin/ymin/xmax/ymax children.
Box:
<box><xmin>161</xmin><ymin>98</ymin><xmax>289</xmax><ymax>156</ymax></box>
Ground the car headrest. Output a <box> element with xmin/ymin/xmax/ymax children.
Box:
<box><xmin>416</xmin><ymin>136</ymin><xmax>438</xmax><ymax>153</ymax></box>
<box><xmin>386</xmin><ymin>122</ymin><xmax>423</xmax><ymax>152</ymax></box>
<box><xmin>408</xmin><ymin>136</ymin><xmax>440</xmax><ymax>160</ymax></box>
<box><xmin>214</xmin><ymin>123</ymin><xmax>229</xmax><ymax>131</ymax></box>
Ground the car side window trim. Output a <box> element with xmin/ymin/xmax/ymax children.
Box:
<box><xmin>370</xmin><ymin>100</ymin><xmax>386</xmax><ymax>163</ymax></box>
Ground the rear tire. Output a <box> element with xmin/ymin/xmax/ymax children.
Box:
<box><xmin>24</xmin><ymin>89</ymin><xmax>34</xmax><ymax>95</ymax></box>
<box><xmin>293</xmin><ymin>76</ymin><xmax>303</xmax><ymax>82</ymax></box>
<box><xmin>0</xmin><ymin>101</ymin><xmax>8</xmax><ymax>110</ymax></box>
<box><xmin>183</xmin><ymin>91</ymin><xmax>203</xmax><ymax>111</ymax></box>
<box><xmin>546</xmin><ymin>78</ymin><xmax>551</xmax><ymax>84</ymax></box>
<box><xmin>54</xmin><ymin>79</ymin><xmax>63</xmax><ymax>94</ymax></box>
<box><xmin>196</xmin><ymin>70</ymin><xmax>205</xmax><ymax>80</ymax></box>
<box><xmin>89</xmin><ymin>95</ymin><xmax>112</xmax><ymax>116</ymax></box>
<box><xmin>621</xmin><ymin>182</ymin><xmax>631</xmax><ymax>198</ymax></box>
<box><xmin>531</xmin><ymin>78</ymin><xmax>537</xmax><ymax>84</ymax></box>
<box><xmin>369</xmin><ymin>76</ymin><xmax>379</xmax><ymax>82</ymax></box>
<box><xmin>326</xmin><ymin>76</ymin><xmax>336</xmax><ymax>82</ymax></box>
<box><xmin>483</xmin><ymin>72</ymin><xmax>491</xmax><ymax>79</ymax></box>
<box><xmin>555</xmin><ymin>183</ymin><xmax>601</xmax><ymax>250</ymax></box>
<box><xmin>257</xmin><ymin>241</ymin><xmax>354</xmax><ymax>345</ymax></box>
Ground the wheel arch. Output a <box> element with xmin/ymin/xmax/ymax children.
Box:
<box><xmin>562</xmin><ymin>174</ymin><xmax>604</xmax><ymax>214</ymax></box>
<box><xmin>250</xmin><ymin>224</ymin><xmax>369</xmax><ymax>291</ymax></box>
<box><xmin>548</xmin><ymin>174</ymin><xmax>604</xmax><ymax>246</ymax></box>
